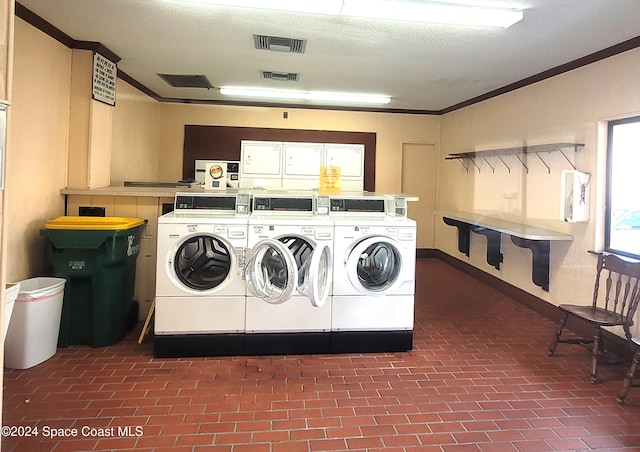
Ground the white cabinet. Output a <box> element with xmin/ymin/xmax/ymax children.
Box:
<box><xmin>240</xmin><ymin>140</ymin><xmax>365</xmax><ymax>191</ymax></box>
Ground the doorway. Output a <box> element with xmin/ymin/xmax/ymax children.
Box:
<box><xmin>401</xmin><ymin>143</ymin><xmax>437</xmax><ymax>249</ymax></box>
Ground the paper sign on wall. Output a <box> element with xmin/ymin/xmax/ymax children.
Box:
<box><xmin>319</xmin><ymin>166</ymin><xmax>341</xmax><ymax>194</ymax></box>
<box><xmin>92</xmin><ymin>53</ymin><xmax>117</xmax><ymax>106</ymax></box>
<box><xmin>205</xmin><ymin>162</ymin><xmax>227</xmax><ymax>191</ymax></box>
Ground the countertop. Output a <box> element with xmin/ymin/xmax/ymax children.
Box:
<box><xmin>61</xmin><ymin>186</ymin><xmax>420</xmax><ymax>200</ymax></box>
<box><xmin>435</xmin><ymin>210</ymin><xmax>573</xmax><ymax>241</ymax></box>
<box><xmin>61</xmin><ymin>185</ymin><xmax>208</xmax><ymax>197</ymax></box>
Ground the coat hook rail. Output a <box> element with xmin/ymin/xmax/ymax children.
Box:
<box><xmin>445</xmin><ymin>143</ymin><xmax>583</xmax><ymax>174</ymax></box>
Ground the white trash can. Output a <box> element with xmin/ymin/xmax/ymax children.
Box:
<box><xmin>4</xmin><ymin>283</ymin><xmax>21</xmax><ymax>344</ymax></box>
<box><xmin>4</xmin><ymin>277</ymin><xmax>66</xmax><ymax>369</ymax></box>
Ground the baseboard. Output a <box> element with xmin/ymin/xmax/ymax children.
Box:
<box><xmin>428</xmin><ymin>250</ymin><xmax>633</xmax><ymax>361</ymax></box>
<box><xmin>417</xmin><ymin>248</ymin><xmax>439</xmax><ymax>258</ymax></box>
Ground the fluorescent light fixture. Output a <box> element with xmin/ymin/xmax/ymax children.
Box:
<box><xmin>174</xmin><ymin>0</ymin><xmax>344</xmax><ymax>15</ymax></box>
<box><xmin>219</xmin><ymin>87</ymin><xmax>391</xmax><ymax>104</ymax></box>
<box><xmin>341</xmin><ymin>0</ymin><xmax>523</xmax><ymax>28</ymax></box>
<box><xmin>173</xmin><ymin>0</ymin><xmax>523</xmax><ymax>28</ymax></box>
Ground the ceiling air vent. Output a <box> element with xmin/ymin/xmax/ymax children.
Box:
<box><xmin>157</xmin><ymin>74</ymin><xmax>214</xmax><ymax>89</ymax></box>
<box><xmin>253</xmin><ymin>34</ymin><xmax>306</xmax><ymax>53</ymax></box>
<box><xmin>261</xmin><ymin>71</ymin><xmax>299</xmax><ymax>82</ymax></box>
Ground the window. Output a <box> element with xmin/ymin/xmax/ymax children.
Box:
<box><xmin>606</xmin><ymin>116</ymin><xmax>640</xmax><ymax>259</ymax></box>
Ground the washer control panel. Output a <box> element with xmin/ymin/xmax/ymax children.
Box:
<box><xmin>329</xmin><ymin>197</ymin><xmax>385</xmax><ymax>213</ymax></box>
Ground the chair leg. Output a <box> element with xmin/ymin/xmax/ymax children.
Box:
<box><xmin>548</xmin><ymin>312</ymin><xmax>568</xmax><ymax>357</ymax></box>
<box><xmin>617</xmin><ymin>347</ymin><xmax>640</xmax><ymax>404</ymax></box>
<box><xmin>590</xmin><ymin>327</ymin><xmax>602</xmax><ymax>384</ymax></box>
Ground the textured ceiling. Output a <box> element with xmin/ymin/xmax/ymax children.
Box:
<box><xmin>16</xmin><ymin>0</ymin><xmax>640</xmax><ymax>112</ymax></box>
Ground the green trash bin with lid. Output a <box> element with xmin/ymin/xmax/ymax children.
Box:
<box><xmin>40</xmin><ymin>216</ymin><xmax>146</xmax><ymax>347</ymax></box>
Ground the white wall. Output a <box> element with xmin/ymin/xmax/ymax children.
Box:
<box><xmin>110</xmin><ymin>81</ymin><xmax>160</xmax><ymax>185</ymax></box>
<box><xmin>437</xmin><ymin>47</ymin><xmax>640</xmax><ymax>335</ymax></box>
<box><xmin>6</xmin><ymin>18</ymin><xmax>70</xmax><ymax>282</ymax></box>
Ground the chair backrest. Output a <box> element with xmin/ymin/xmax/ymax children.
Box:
<box><xmin>593</xmin><ymin>253</ymin><xmax>640</xmax><ymax>323</ymax></box>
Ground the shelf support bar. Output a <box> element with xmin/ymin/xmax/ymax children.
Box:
<box><xmin>557</xmin><ymin>148</ymin><xmax>577</xmax><ymax>170</ymax></box>
<box><xmin>469</xmin><ymin>157</ymin><xmax>481</xmax><ymax>173</ymax></box>
<box><xmin>510</xmin><ymin>236</ymin><xmax>551</xmax><ymax>292</ymax></box>
<box><xmin>471</xmin><ymin>226</ymin><xmax>503</xmax><ymax>270</ymax></box>
<box><xmin>514</xmin><ymin>154</ymin><xmax>529</xmax><ymax>173</ymax></box>
<box><xmin>481</xmin><ymin>156</ymin><xmax>495</xmax><ymax>173</ymax></box>
<box><xmin>442</xmin><ymin>217</ymin><xmax>470</xmax><ymax>257</ymax></box>
<box><xmin>536</xmin><ymin>152</ymin><xmax>551</xmax><ymax>173</ymax></box>
<box><xmin>457</xmin><ymin>158</ymin><xmax>470</xmax><ymax>173</ymax></box>
<box><xmin>497</xmin><ymin>155</ymin><xmax>511</xmax><ymax>173</ymax></box>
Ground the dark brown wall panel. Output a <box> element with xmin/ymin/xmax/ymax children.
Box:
<box><xmin>183</xmin><ymin>125</ymin><xmax>376</xmax><ymax>192</ymax></box>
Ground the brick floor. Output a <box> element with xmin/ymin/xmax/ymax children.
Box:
<box><xmin>3</xmin><ymin>258</ymin><xmax>640</xmax><ymax>451</ymax></box>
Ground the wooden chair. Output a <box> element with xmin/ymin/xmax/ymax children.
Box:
<box><xmin>617</xmin><ymin>337</ymin><xmax>640</xmax><ymax>403</ymax></box>
<box><xmin>548</xmin><ymin>252</ymin><xmax>640</xmax><ymax>383</ymax></box>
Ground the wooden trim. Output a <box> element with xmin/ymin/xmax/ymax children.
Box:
<box><xmin>416</xmin><ymin>248</ymin><xmax>439</xmax><ymax>258</ymax></box>
<box><xmin>118</xmin><ymin>70</ymin><xmax>162</xmax><ymax>101</ymax></box>
<box><xmin>160</xmin><ymin>97</ymin><xmax>440</xmax><ymax>115</ymax></box>
<box><xmin>15</xmin><ymin>4</ymin><xmax>121</xmax><ymax>64</ymax></box>
<box><xmin>15</xmin><ymin>2</ymin><xmax>74</xmax><ymax>48</ymax></box>
<box><xmin>73</xmin><ymin>41</ymin><xmax>121</xmax><ymax>64</ymax></box>
<box><xmin>441</xmin><ymin>35</ymin><xmax>640</xmax><ymax>114</ymax></box>
<box><xmin>429</xmin><ymin>250</ymin><xmax>634</xmax><ymax>361</ymax></box>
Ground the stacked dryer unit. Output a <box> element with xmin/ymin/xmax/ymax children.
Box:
<box><xmin>329</xmin><ymin>194</ymin><xmax>417</xmax><ymax>352</ymax></box>
<box><xmin>244</xmin><ymin>191</ymin><xmax>334</xmax><ymax>354</ymax></box>
<box><xmin>154</xmin><ymin>191</ymin><xmax>251</xmax><ymax>357</ymax></box>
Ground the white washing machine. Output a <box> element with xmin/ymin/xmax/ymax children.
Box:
<box><xmin>330</xmin><ymin>194</ymin><xmax>416</xmax><ymax>352</ymax></box>
<box><xmin>154</xmin><ymin>191</ymin><xmax>250</xmax><ymax>357</ymax></box>
<box><xmin>244</xmin><ymin>191</ymin><xmax>334</xmax><ymax>354</ymax></box>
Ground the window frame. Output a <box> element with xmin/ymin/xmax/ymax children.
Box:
<box><xmin>605</xmin><ymin>115</ymin><xmax>640</xmax><ymax>260</ymax></box>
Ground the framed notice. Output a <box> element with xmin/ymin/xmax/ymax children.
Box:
<box><xmin>92</xmin><ymin>52</ymin><xmax>117</xmax><ymax>106</ymax></box>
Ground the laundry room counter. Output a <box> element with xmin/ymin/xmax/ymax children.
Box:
<box><xmin>60</xmin><ymin>185</ymin><xmax>205</xmax><ymax>198</ymax></box>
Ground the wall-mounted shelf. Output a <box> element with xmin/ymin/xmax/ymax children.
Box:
<box><xmin>445</xmin><ymin>142</ymin><xmax>584</xmax><ymax>174</ymax></box>
<box><xmin>436</xmin><ymin>210</ymin><xmax>573</xmax><ymax>291</ymax></box>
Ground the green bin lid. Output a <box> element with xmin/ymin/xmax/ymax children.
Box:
<box><xmin>44</xmin><ymin>216</ymin><xmax>145</xmax><ymax>230</ymax></box>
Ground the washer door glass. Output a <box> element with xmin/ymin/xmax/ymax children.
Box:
<box><xmin>297</xmin><ymin>243</ymin><xmax>333</xmax><ymax>308</ymax></box>
<box><xmin>348</xmin><ymin>237</ymin><xmax>403</xmax><ymax>294</ymax></box>
<box><xmin>174</xmin><ymin>234</ymin><xmax>232</xmax><ymax>290</ymax></box>
<box><xmin>246</xmin><ymin>239</ymin><xmax>298</xmax><ymax>304</ymax></box>
<box><xmin>278</xmin><ymin>236</ymin><xmax>314</xmax><ymax>286</ymax></box>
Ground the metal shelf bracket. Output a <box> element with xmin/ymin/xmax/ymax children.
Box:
<box><xmin>497</xmin><ymin>155</ymin><xmax>511</xmax><ymax>173</ymax></box>
<box><xmin>536</xmin><ymin>152</ymin><xmax>551</xmax><ymax>173</ymax></box>
<box><xmin>514</xmin><ymin>154</ymin><xmax>529</xmax><ymax>173</ymax></box>
<box><xmin>481</xmin><ymin>156</ymin><xmax>495</xmax><ymax>173</ymax></box>
<box><xmin>557</xmin><ymin>147</ymin><xmax>577</xmax><ymax>170</ymax></box>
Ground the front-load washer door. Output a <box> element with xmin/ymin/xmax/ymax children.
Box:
<box><xmin>245</xmin><ymin>239</ymin><xmax>298</xmax><ymax>304</ymax></box>
<box><xmin>347</xmin><ymin>237</ymin><xmax>404</xmax><ymax>296</ymax></box>
<box><xmin>171</xmin><ymin>233</ymin><xmax>237</xmax><ymax>294</ymax></box>
<box><xmin>297</xmin><ymin>243</ymin><xmax>333</xmax><ymax>308</ymax></box>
